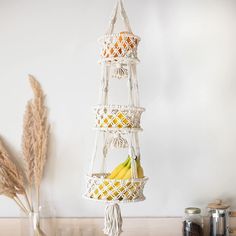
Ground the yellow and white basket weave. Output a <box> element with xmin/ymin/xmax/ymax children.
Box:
<box><xmin>94</xmin><ymin>105</ymin><xmax>145</xmax><ymax>131</ymax></box>
<box><xmin>84</xmin><ymin>174</ymin><xmax>148</xmax><ymax>203</ymax></box>
<box><xmin>98</xmin><ymin>32</ymin><xmax>140</xmax><ymax>64</ymax></box>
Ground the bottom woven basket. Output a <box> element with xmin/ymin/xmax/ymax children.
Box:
<box><xmin>84</xmin><ymin>174</ymin><xmax>148</xmax><ymax>203</ymax></box>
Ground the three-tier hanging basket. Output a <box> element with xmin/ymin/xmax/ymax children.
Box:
<box><xmin>84</xmin><ymin>1</ymin><xmax>148</xmax><ymax>235</ymax></box>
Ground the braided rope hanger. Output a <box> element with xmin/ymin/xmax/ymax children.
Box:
<box><xmin>106</xmin><ymin>0</ymin><xmax>132</xmax><ymax>35</ymax></box>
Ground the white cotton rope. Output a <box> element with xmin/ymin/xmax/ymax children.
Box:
<box><xmin>119</xmin><ymin>0</ymin><xmax>132</xmax><ymax>33</ymax></box>
<box><xmin>89</xmin><ymin>131</ymin><xmax>99</xmax><ymax>175</ymax></box>
<box><xmin>104</xmin><ymin>203</ymin><xmax>123</xmax><ymax>236</ymax></box>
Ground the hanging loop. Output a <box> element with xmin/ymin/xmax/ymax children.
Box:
<box><xmin>119</xmin><ymin>0</ymin><xmax>132</xmax><ymax>33</ymax></box>
<box><xmin>106</xmin><ymin>0</ymin><xmax>133</xmax><ymax>35</ymax></box>
<box><xmin>106</xmin><ymin>0</ymin><xmax>119</xmax><ymax>34</ymax></box>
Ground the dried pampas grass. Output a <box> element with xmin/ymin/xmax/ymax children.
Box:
<box><xmin>22</xmin><ymin>101</ymin><xmax>34</xmax><ymax>186</ymax></box>
<box><xmin>0</xmin><ymin>139</ymin><xmax>25</xmax><ymax>195</ymax></box>
<box><xmin>28</xmin><ymin>75</ymin><xmax>49</xmax><ymax>189</ymax></box>
<box><xmin>22</xmin><ymin>75</ymin><xmax>49</xmax><ymax>190</ymax></box>
<box><xmin>0</xmin><ymin>139</ymin><xmax>31</xmax><ymax>213</ymax></box>
<box><xmin>0</xmin><ymin>75</ymin><xmax>50</xmax><ymax>236</ymax></box>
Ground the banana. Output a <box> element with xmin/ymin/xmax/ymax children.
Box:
<box><xmin>115</xmin><ymin>159</ymin><xmax>131</xmax><ymax>179</ymax></box>
<box><xmin>137</xmin><ymin>165</ymin><xmax>144</xmax><ymax>178</ymax></box>
<box><xmin>107</xmin><ymin>156</ymin><xmax>130</xmax><ymax>179</ymax></box>
<box><xmin>123</xmin><ymin>166</ymin><xmax>132</xmax><ymax>179</ymax></box>
<box><xmin>137</xmin><ymin>158</ymin><xmax>144</xmax><ymax>178</ymax></box>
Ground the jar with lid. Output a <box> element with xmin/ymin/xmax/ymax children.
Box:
<box><xmin>183</xmin><ymin>207</ymin><xmax>203</xmax><ymax>236</ymax></box>
<box><xmin>207</xmin><ymin>200</ymin><xmax>236</xmax><ymax>236</ymax></box>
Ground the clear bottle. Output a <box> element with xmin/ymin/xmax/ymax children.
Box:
<box><xmin>183</xmin><ymin>207</ymin><xmax>203</xmax><ymax>236</ymax></box>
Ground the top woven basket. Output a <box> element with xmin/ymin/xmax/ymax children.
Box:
<box><xmin>98</xmin><ymin>32</ymin><xmax>140</xmax><ymax>64</ymax></box>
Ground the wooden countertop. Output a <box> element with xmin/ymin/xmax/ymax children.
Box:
<box><xmin>2</xmin><ymin>217</ymin><xmax>236</xmax><ymax>236</ymax></box>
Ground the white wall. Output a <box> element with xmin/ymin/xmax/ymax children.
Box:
<box><xmin>0</xmin><ymin>0</ymin><xmax>236</xmax><ymax>217</ymax></box>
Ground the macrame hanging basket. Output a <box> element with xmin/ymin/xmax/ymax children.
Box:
<box><xmin>94</xmin><ymin>105</ymin><xmax>145</xmax><ymax>131</ymax></box>
<box><xmin>99</xmin><ymin>32</ymin><xmax>140</xmax><ymax>64</ymax></box>
<box><xmin>84</xmin><ymin>1</ymin><xmax>148</xmax><ymax>235</ymax></box>
<box><xmin>84</xmin><ymin>174</ymin><xmax>148</xmax><ymax>203</ymax></box>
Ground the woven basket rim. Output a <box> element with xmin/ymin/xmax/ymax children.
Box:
<box><xmin>83</xmin><ymin>194</ymin><xmax>146</xmax><ymax>204</ymax></box>
<box><xmin>93</xmin><ymin>127</ymin><xmax>143</xmax><ymax>132</ymax></box>
<box><xmin>98</xmin><ymin>32</ymin><xmax>141</xmax><ymax>43</ymax></box>
<box><xmin>86</xmin><ymin>173</ymin><xmax>149</xmax><ymax>183</ymax></box>
<box><xmin>99</xmin><ymin>57</ymin><xmax>139</xmax><ymax>63</ymax></box>
<box><xmin>94</xmin><ymin>104</ymin><xmax>145</xmax><ymax>112</ymax></box>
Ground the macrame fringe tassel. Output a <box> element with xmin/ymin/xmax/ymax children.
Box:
<box><xmin>111</xmin><ymin>133</ymin><xmax>128</xmax><ymax>149</ymax></box>
<box><xmin>104</xmin><ymin>203</ymin><xmax>123</xmax><ymax>236</ymax></box>
<box><xmin>112</xmin><ymin>64</ymin><xmax>128</xmax><ymax>79</ymax></box>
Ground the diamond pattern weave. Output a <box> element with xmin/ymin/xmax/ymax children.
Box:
<box><xmin>95</xmin><ymin>106</ymin><xmax>144</xmax><ymax>130</ymax></box>
<box><xmin>84</xmin><ymin>174</ymin><xmax>148</xmax><ymax>202</ymax></box>
<box><xmin>99</xmin><ymin>32</ymin><xmax>140</xmax><ymax>63</ymax></box>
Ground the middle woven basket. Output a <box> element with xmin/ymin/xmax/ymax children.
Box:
<box><xmin>94</xmin><ymin>105</ymin><xmax>145</xmax><ymax>131</ymax></box>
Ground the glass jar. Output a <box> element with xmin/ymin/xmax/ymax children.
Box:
<box><xmin>183</xmin><ymin>207</ymin><xmax>203</xmax><ymax>236</ymax></box>
<box><xmin>207</xmin><ymin>200</ymin><xmax>231</xmax><ymax>236</ymax></box>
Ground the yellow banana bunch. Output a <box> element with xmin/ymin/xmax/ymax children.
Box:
<box><xmin>108</xmin><ymin>156</ymin><xmax>144</xmax><ymax>180</ymax></box>
<box><xmin>118</xmin><ymin>157</ymin><xmax>144</xmax><ymax>200</ymax></box>
<box><xmin>107</xmin><ymin>156</ymin><xmax>131</xmax><ymax>179</ymax></box>
<box><xmin>92</xmin><ymin>156</ymin><xmax>144</xmax><ymax>201</ymax></box>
